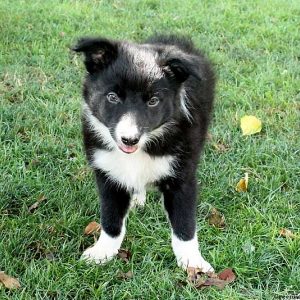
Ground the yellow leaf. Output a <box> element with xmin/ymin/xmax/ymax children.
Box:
<box><xmin>235</xmin><ymin>173</ymin><xmax>249</xmax><ymax>192</ymax></box>
<box><xmin>240</xmin><ymin>115</ymin><xmax>262</xmax><ymax>136</ymax></box>
<box><xmin>0</xmin><ymin>272</ymin><xmax>21</xmax><ymax>289</ymax></box>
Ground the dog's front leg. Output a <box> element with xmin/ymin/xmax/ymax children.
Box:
<box><xmin>161</xmin><ymin>178</ymin><xmax>214</xmax><ymax>273</ymax></box>
<box><xmin>81</xmin><ymin>170</ymin><xmax>130</xmax><ymax>264</ymax></box>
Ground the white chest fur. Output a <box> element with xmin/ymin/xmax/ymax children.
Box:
<box><xmin>92</xmin><ymin>149</ymin><xmax>175</xmax><ymax>192</ymax></box>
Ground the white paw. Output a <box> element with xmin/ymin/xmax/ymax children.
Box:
<box><xmin>177</xmin><ymin>252</ymin><xmax>214</xmax><ymax>273</ymax></box>
<box><xmin>172</xmin><ymin>233</ymin><xmax>214</xmax><ymax>273</ymax></box>
<box><xmin>81</xmin><ymin>245</ymin><xmax>118</xmax><ymax>264</ymax></box>
<box><xmin>131</xmin><ymin>191</ymin><xmax>146</xmax><ymax>208</ymax></box>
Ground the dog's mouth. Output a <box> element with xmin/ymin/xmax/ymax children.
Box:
<box><xmin>118</xmin><ymin>144</ymin><xmax>138</xmax><ymax>154</ymax></box>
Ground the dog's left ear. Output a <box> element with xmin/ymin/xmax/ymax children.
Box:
<box><xmin>72</xmin><ymin>37</ymin><xmax>118</xmax><ymax>74</ymax></box>
<box><xmin>163</xmin><ymin>57</ymin><xmax>202</xmax><ymax>83</ymax></box>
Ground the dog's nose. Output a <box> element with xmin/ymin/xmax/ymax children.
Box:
<box><xmin>121</xmin><ymin>136</ymin><xmax>140</xmax><ymax>146</ymax></box>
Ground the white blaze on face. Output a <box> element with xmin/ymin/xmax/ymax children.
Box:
<box><xmin>115</xmin><ymin>113</ymin><xmax>140</xmax><ymax>154</ymax></box>
<box><xmin>115</xmin><ymin>113</ymin><xmax>139</xmax><ymax>141</ymax></box>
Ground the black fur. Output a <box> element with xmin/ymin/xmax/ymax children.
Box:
<box><xmin>74</xmin><ymin>35</ymin><xmax>215</xmax><ymax>242</ymax></box>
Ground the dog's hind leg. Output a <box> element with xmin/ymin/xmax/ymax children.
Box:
<box><xmin>81</xmin><ymin>170</ymin><xmax>130</xmax><ymax>264</ymax></box>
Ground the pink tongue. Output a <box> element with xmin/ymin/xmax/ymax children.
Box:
<box><xmin>119</xmin><ymin>144</ymin><xmax>138</xmax><ymax>153</ymax></box>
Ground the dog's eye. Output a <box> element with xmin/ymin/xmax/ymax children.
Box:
<box><xmin>147</xmin><ymin>97</ymin><xmax>160</xmax><ymax>107</ymax></box>
<box><xmin>107</xmin><ymin>92</ymin><xmax>120</xmax><ymax>104</ymax></box>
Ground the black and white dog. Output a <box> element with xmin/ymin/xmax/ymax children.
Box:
<box><xmin>73</xmin><ymin>35</ymin><xmax>215</xmax><ymax>272</ymax></box>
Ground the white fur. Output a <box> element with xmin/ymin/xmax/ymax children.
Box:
<box><xmin>83</xmin><ymin>102</ymin><xmax>177</xmax><ymax>151</ymax></box>
<box><xmin>131</xmin><ymin>190</ymin><xmax>146</xmax><ymax>208</ymax></box>
<box><xmin>141</xmin><ymin>120</ymin><xmax>177</xmax><ymax>147</ymax></box>
<box><xmin>115</xmin><ymin>113</ymin><xmax>139</xmax><ymax>141</ymax></box>
<box><xmin>81</xmin><ymin>223</ymin><xmax>125</xmax><ymax>264</ymax></box>
<box><xmin>92</xmin><ymin>148</ymin><xmax>175</xmax><ymax>192</ymax></box>
<box><xmin>83</xmin><ymin>103</ymin><xmax>116</xmax><ymax>149</ymax></box>
<box><xmin>84</xmin><ymin>103</ymin><xmax>176</xmax><ymax>192</ymax></box>
<box><xmin>172</xmin><ymin>233</ymin><xmax>214</xmax><ymax>272</ymax></box>
<box><xmin>180</xmin><ymin>88</ymin><xmax>193</xmax><ymax>123</ymax></box>
<box><xmin>125</xmin><ymin>43</ymin><xmax>163</xmax><ymax>80</ymax></box>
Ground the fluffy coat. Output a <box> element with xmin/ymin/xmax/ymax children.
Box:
<box><xmin>73</xmin><ymin>34</ymin><xmax>215</xmax><ymax>271</ymax></box>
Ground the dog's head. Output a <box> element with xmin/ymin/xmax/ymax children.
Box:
<box><xmin>73</xmin><ymin>37</ymin><xmax>201</xmax><ymax>154</ymax></box>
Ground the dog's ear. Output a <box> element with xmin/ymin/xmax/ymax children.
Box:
<box><xmin>72</xmin><ymin>37</ymin><xmax>118</xmax><ymax>73</ymax></box>
<box><xmin>162</xmin><ymin>57</ymin><xmax>202</xmax><ymax>83</ymax></box>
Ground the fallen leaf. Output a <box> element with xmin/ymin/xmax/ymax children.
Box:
<box><xmin>199</xmin><ymin>277</ymin><xmax>227</xmax><ymax>289</ymax></box>
<box><xmin>0</xmin><ymin>272</ymin><xmax>21</xmax><ymax>289</ymax></box>
<box><xmin>235</xmin><ymin>173</ymin><xmax>249</xmax><ymax>192</ymax></box>
<box><xmin>279</xmin><ymin>228</ymin><xmax>296</xmax><ymax>239</ymax></box>
<box><xmin>218</xmin><ymin>268</ymin><xmax>236</xmax><ymax>283</ymax></box>
<box><xmin>117</xmin><ymin>270</ymin><xmax>133</xmax><ymax>280</ymax></box>
<box><xmin>240</xmin><ymin>115</ymin><xmax>262</xmax><ymax>136</ymax></box>
<box><xmin>208</xmin><ymin>208</ymin><xmax>225</xmax><ymax>228</ymax></box>
<box><xmin>84</xmin><ymin>221</ymin><xmax>101</xmax><ymax>235</ymax></box>
<box><xmin>187</xmin><ymin>267</ymin><xmax>236</xmax><ymax>290</ymax></box>
<box><xmin>28</xmin><ymin>194</ymin><xmax>47</xmax><ymax>213</ymax></box>
<box><xmin>187</xmin><ymin>267</ymin><xmax>202</xmax><ymax>282</ymax></box>
<box><xmin>118</xmin><ymin>249</ymin><xmax>131</xmax><ymax>262</ymax></box>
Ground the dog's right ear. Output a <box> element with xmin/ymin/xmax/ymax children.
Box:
<box><xmin>72</xmin><ymin>37</ymin><xmax>118</xmax><ymax>74</ymax></box>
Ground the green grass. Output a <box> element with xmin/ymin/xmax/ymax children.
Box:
<box><xmin>1</xmin><ymin>0</ymin><xmax>299</xmax><ymax>299</ymax></box>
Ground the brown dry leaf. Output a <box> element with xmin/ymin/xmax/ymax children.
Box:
<box><xmin>194</xmin><ymin>277</ymin><xmax>207</xmax><ymax>288</ymax></box>
<box><xmin>28</xmin><ymin>194</ymin><xmax>47</xmax><ymax>213</ymax></box>
<box><xmin>118</xmin><ymin>249</ymin><xmax>131</xmax><ymax>262</ymax></box>
<box><xmin>200</xmin><ymin>277</ymin><xmax>228</xmax><ymax>289</ymax></box>
<box><xmin>208</xmin><ymin>208</ymin><xmax>225</xmax><ymax>228</ymax></box>
<box><xmin>187</xmin><ymin>267</ymin><xmax>236</xmax><ymax>290</ymax></box>
<box><xmin>0</xmin><ymin>272</ymin><xmax>21</xmax><ymax>289</ymax></box>
<box><xmin>218</xmin><ymin>268</ymin><xmax>236</xmax><ymax>283</ymax></box>
<box><xmin>240</xmin><ymin>115</ymin><xmax>262</xmax><ymax>136</ymax></box>
<box><xmin>279</xmin><ymin>228</ymin><xmax>296</xmax><ymax>239</ymax></box>
<box><xmin>187</xmin><ymin>267</ymin><xmax>202</xmax><ymax>282</ymax></box>
<box><xmin>117</xmin><ymin>270</ymin><xmax>133</xmax><ymax>280</ymax></box>
<box><xmin>235</xmin><ymin>173</ymin><xmax>249</xmax><ymax>192</ymax></box>
<box><xmin>84</xmin><ymin>221</ymin><xmax>101</xmax><ymax>235</ymax></box>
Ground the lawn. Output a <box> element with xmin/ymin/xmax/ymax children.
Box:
<box><xmin>0</xmin><ymin>0</ymin><xmax>299</xmax><ymax>299</ymax></box>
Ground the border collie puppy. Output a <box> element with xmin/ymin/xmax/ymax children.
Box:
<box><xmin>73</xmin><ymin>35</ymin><xmax>215</xmax><ymax>272</ymax></box>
